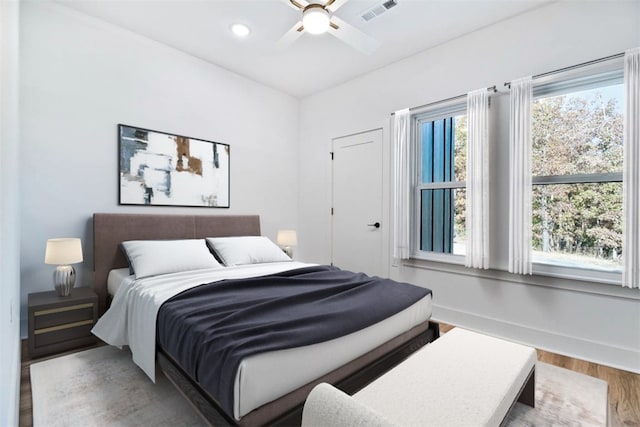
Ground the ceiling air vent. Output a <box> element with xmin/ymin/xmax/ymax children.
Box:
<box><xmin>360</xmin><ymin>0</ymin><xmax>398</xmax><ymax>22</ymax></box>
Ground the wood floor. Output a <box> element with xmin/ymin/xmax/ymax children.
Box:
<box><xmin>19</xmin><ymin>325</ymin><xmax>640</xmax><ymax>427</ymax></box>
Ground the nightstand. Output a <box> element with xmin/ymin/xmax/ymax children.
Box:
<box><xmin>28</xmin><ymin>287</ymin><xmax>98</xmax><ymax>358</ymax></box>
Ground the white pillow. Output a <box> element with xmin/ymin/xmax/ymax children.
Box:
<box><xmin>206</xmin><ymin>236</ymin><xmax>291</xmax><ymax>266</ymax></box>
<box><xmin>120</xmin><ymin>239</ymin><xmax>222</xmax><ymax>279</ymax></box>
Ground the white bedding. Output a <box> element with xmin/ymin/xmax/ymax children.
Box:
<box><xmin>92</xmin><ymin>262</ymin><xmax>313</xmax><ymax>381</ymax></box>
<box><xmin>93</xmin><ymin>263</ymin><xmax>432</xmax><ymax>420</ymax></box>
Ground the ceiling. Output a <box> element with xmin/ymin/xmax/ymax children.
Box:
<box><xmin>57</xmin><ymin>0</ymin><xmax>551</xmax><ymax>98</ymax></box>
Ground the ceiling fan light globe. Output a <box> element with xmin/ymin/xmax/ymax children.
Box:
<box><xmin>303</xmin><ymin>7</ymin><xmax>330</xmax><ymax>34</ymax></box>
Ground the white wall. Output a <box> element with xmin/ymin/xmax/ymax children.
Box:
<box><xmin>299</xmin><ymin>0</ymin><xmax>640</xmax><ymax>372</ymax></box>
<box><xmin>0</xmin><ymin>0</ymin><xmax>22</xmax><ymax>424</ymax></box>
<box><xmin>19</xmin><ymin>2</ymin><xmax>300</xmax><ymax>334</ymax></box>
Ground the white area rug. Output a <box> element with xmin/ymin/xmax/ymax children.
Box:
<box><xmin>505</xmin><ymin>362</ymin><xmax>607</xmax><ymax>427</ymax></box>
<box><xmin>30</xmin><ymin>345</ymin><xmax>607</xmax><ymax>426</ymax></box>
<box><xmin>31</xmin><ymin>346</ymin><xmax>202</xmax><ymax>427</ymax></box>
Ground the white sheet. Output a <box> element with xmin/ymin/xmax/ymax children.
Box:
<box><xmin>107</xmin><ymin>268</ymin><xmax>134</xmax><ymax>296</ymax></box>
<box><xmin>93</xmin><ymin>263</ymin><xmax>432</xmax><ymax>420</ymax></box>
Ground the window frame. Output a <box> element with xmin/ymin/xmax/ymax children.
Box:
<box><xmin>530</xmin><ymin>69</ymin><xmax>624</xmax><ymax>279</ymax></box>
<box><xmin>411</xmin><ymin>101</ymin><xmax>467</xmax><ymax>263</ymax></box>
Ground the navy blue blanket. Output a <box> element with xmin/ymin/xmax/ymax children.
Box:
<box><xmin>156</xmin><ymin>265</ymin><xmax>431</xmax><ymax>418</ymax></box>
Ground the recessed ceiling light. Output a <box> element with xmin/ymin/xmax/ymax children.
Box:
<box><xmin>231</xmin><ymin>23</ymin><xmax>251</xmax><ymax>38</ymax></box>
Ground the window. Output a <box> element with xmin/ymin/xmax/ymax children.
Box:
<box><xmin>532</xmin><ymin>72</ymin><xmax>623</xmax><ymax>273</ymax></box>
<box><xmin>413</xmin><ymin>105</ymin><xmax>467</xmax><ymax>259</ymax></box>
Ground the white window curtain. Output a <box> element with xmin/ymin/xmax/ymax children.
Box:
<box><xmin>393</xmin><ymin>108</ymin><xmax>411</xmax><ymax>261</ymax></box>
<box><xmin>465</xmin><ymin>89</ymin><xmax>490</xmax><ymax>269</ymax></box>
<box><xmin>623</xmin><ymin>47</ymin><xmax>640</xmax><ymax>289</ymax></box>
<box><xmin>508</xmin><ymin>77</ymin><xmax>533</xmax><ymax>275</ymax></box>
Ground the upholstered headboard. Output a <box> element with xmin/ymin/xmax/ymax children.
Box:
<box><xmin>93</xmin><ymin>213</ymin><xmax>261</xmax><ymax>314</ymax></box>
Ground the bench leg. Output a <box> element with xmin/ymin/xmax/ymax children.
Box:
<box><xmin>517</xmin><ymin>367</ymin><xmax>535</xmax><ymax>408</ymax></box>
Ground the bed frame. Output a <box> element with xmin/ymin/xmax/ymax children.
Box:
<box><xmin>92</xmin><ymin>213</ymin><xmax>439</xmax><ymax>426</ymax></box>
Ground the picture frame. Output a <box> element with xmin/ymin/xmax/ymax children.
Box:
<box><xmin>118</xmin><ymin>124</ymin><xmax>230</xmax><ymax>208</ymax></box>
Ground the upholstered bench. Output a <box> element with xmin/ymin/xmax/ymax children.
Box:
<box><xmin>302</xmin><ymin>328</ymin><xmax>537</xmax><ymax>427</ymax></box>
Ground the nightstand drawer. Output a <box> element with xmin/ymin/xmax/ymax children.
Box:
<box><xmin>33</xmin><ymin>322</ymin><xmax>95</xmax><ymax>348</ymax></box>
<box><xmin>33</xmin><ymin>303</ymin><xmax>94</xmax><ymax>329</ymax></box>
<box><xmin>28</xmin><ymin>287</ymin><xmax>99</xmax><ymax>358</ymax></box>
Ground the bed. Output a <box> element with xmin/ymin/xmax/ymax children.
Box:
<box><xmin>92</xmin><ymin>213</ymin><xmax>439</xmax><ymax>426</ymax></box>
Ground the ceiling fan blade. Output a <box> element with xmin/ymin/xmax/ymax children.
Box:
<box><xmin>277</xmin><ymin>21</ymin><xmax>305</xmax><ymax>49</ymax></box>
<box><xmin>328</xmin><ymin>16</ymin><xmax>380</xmax><ymax>55</ymax></box>
<box><xmin>325</xmin><ymin>0</ymin><xmax>349</xmax><ymax>12</ymax></box>
<box><xmin>282</xmin><ymin>0</ymin><xmax>308</xmax><ymax>11</ymax></box>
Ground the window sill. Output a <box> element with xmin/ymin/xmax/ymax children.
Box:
<box><xmin>532</xmin><ymin>261</ymin><xmax>622</xmax><ymax>286</ymax></box>
<box><xmin>400</xmin><ymin>258</ymin><xmax>639</xmax><ymax>301</ymax></box>
<box><xmin>409</xmin><ymin>252</ymin><xmax>466</xmax><ymax>265</ymax></box>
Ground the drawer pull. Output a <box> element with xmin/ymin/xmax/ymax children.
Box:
<box><xmin>34</xmin><ymin>319</ymin><xmax>94</xmax><ymax>335</ymax></box>
<box><xmin>34</xmin><ymin>303</ymin><xmax>94</xmax><ymax>317</ymax></box>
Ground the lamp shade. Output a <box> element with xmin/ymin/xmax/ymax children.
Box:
<box><xmin>45</xmin><ymin>238</ymin><xmax>83</xmax><ymax>265</ymax></box>
<box><xmin>277</xmin><ymin>230</ymin><xmax>298</xmax><ymax>247</ymax></box>
<box><xmin>302</xmin><ymin>5</ymin><xmax>330</xmax><ymax>35</ymax></box>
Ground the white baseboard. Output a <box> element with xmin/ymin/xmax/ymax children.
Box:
<box><xmin>433</xmin><ymin>304</ymin><xmax>640</xmax><ymax>374</ymax></box>
<box><xmin>11</xmin><ymin>342</ymin><xmax>20</xmax><ymax>425</ymax></box>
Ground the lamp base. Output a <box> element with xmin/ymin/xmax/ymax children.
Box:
<box><xmin>283</xmin><ymin>246</ymin><xmax>293</xmax><ymax>258</ymax></box>
<box><xmin>53</xmin><ymin>265</ymin><xmax>76</xmax><ymax>297</ymax></box>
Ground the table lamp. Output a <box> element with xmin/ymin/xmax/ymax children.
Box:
<box><xmin>277</xmin><ymin>230</ymin><xmax>297</xmax><ymax>258</ymax></box>
<box><xmin>45</xmin><ymin>238</ymin><xmax>83</xmax><ymax>297</ymax></box>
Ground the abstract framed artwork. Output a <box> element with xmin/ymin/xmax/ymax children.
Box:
<box><xmin>118</xmin><ymin>124</ymin><xmax>230</xmax><ymax>207</ymax></box>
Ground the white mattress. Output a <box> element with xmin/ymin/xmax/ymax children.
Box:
<box><xmin>107</xmin><ymin>268</ymin><xmax>133</xmax><ymax>296</ymax></box>
<box><xmin>101</xmin><ymin>265</ymin><xmax>432</xmax><ymax>420</ymax></box>
<box><xmin>234</xmin><ymin>293</ymin><xmax>431</xmax><ymax>419</ymax></box>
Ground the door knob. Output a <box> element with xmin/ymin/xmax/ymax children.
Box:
<box><xmin>368</xmin><ymin>222</ymin><xmax>381</xmax><ymax>229</ymax></box>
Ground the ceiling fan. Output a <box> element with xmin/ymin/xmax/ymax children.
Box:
<box><xmin>278</xmin><ymin>0</ymin><xmax>381</xmax><ymax>55</ymax></box>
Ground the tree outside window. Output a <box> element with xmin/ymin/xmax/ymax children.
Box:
<box><xmin>532</xmin><ymin>82</ymin><xmax>623</xmax><ymax>271</ymax></box>
<box><xmin>411</xmin><ymin>75</ymin><xmax>624</xmax><ymax>275</ymax></box>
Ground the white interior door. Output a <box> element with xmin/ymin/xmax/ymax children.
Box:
<box><xmin>332</xmin><ymin>129</ymin><xmax>383</xmax><ymax>276</ymax></box>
